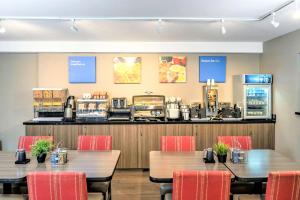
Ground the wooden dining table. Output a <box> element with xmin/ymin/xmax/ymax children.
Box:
<box><xmin>149</xmin><ymin>150</ymin><xmax>300</xmax><ymax>184</ymax></box>
<box><xmin>224</xmin><ymin>149</ymin><xmax>300</xmax><ymax>182</ymax></box>
<box><xmin>0</xmin><ymin>150</ymin><xmax>120</xmax><ymax>194</ymax></box>
<box><xmin>149</xmin><ymin>151</ymin><xmax>231</xmax><ymax>183</ymax></box>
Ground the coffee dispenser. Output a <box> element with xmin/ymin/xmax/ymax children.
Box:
<box><xmin>64</xmin><ymin>96</ymin><xmax>76</xmax><ymax>121</ymax></box>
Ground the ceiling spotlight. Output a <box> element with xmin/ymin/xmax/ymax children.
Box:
<box><xmin>294</xmin><ymin>11</ymin><xmax>300</xmax><ymax>19</ymax></box>
<box><xmin>0</xmin><ymin>20</ymin><xmax>6</xmax><ymax>34</ymax></box>
<box><xmin>271</xmin><ymin>12</ymin><xmax>280</xmax><ymax>28</ymax></box>
<box><xmin>70</xmin><ymin>19</ymin><xmax>78</xmax><ymax>32</ymax></box>
<box><xmin>220</xmin><ymin>19</ymin><xmax>226</xmax><ymax>35</ymax></box>
<box><xmin>156</xmin><ymin>19</ymin><xmax>163</xmax><ymax>34</ymax></box>
<box><xmin>294</xmin><ymin>0</ymin><xmax>300</xmax><ymax>19</ymax></box>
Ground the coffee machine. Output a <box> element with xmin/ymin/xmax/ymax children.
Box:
<box><xmin>64</xmin><ymin>96</ymin><xmax>76</xmax><ymax>121</ymax></box>
<box><xmin>219</xmin><ymin>104</ymin><xmax>242</xmax><ymax>119</ymax></box>
<box><xmin>190</xmin><ymin>103</ymin><xmax>207</xmax><ymax>120</ymax></box>
<box><xmin>180</xmin><ymin>105</ymin><xmax>190</xmax><ymax>121</ymax></box>
<box><xmin>108</xmin><ymin>98</ymin><xmax>131</xmax><ymax>121</ymax></box>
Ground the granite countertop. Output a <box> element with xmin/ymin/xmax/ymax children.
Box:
<box><xmin>23</xmin><ymin>118</ymin><xmax>276</xmax><ymax>125</ymax></box>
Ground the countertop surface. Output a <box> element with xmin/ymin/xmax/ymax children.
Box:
<box><xmin>23</xmin><ymin>118</ymin><xmax>275</xmax><ymax>125</ymax></box>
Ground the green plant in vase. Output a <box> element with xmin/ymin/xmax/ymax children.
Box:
<box><xmin>213</xmin><ymin>142</ymin><xmax>229</xmax><ymax>163</ymax></box>
<box><xmin>31</xmin><ymin>139</ymin><xmax>53</xmax><ymax>163</ymax></box>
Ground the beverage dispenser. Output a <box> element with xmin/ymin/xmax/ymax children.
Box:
<box><xmin>203</xmin><ymin>83</ymin><xmax>218</xmax><ymax>117</ymax></box>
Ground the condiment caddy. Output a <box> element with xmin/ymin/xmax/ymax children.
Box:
<box><xmin>51</xmin><ymin>142</ymin><xmax>68</xmax><ymax>165</ymax></box>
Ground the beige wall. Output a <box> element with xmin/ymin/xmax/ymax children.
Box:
<box><xmin>0</xmin><ymin>52</ymin><xmax>260</xmax><ymax>151</ymax></box>
<box><xmin>260</xmin><ymin>29</ymin><xmax>300</xmax><ymax>162</ymax></box>
<box><xmin>38</xmin><ymin>53</ymin><xmax>260</xmax><ymax>104</ymax></box>
<box><xmin>0</xmin><ymin>54</ymin><xmax>38</xmax><ymax>150</ymax></box>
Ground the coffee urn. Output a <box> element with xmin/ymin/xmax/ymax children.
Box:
<box><xmin>180</xmin><ymin>105</ymin><xmax>190</xmax><ymax>121</ymax></box>
<box><xmin>64</xmin><ymin>96</ymin><xmax>76</xmax><ymax>121</ymax></box>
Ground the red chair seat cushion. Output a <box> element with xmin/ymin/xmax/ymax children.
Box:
<box><xmin>27</xmin><ymin>172</ymin><xmax>88</xmax><ymax>200</ymax></box>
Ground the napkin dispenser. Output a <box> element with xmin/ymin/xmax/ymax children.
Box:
<box><xmin>203</xmin><ymin>148</ymin><xmax>215</xmax><ymax>163</ymax></box>
<box><xmin>230</xmin><ymin>148</ymin><xmax>247</xmax><ymax>163</ymax></box>
<box><xmin>50</xmin><ymin>141</ymin><xmax>68</xmax><ymax>165</ymax></box>
<box><xmin>51</xmin><ymin>147</ymin><xmax>68</xmax><ymax>165</ymax></box>
<box><xmin>15</xmin><ymin>149</ymin><xmax>30</xmax><ymax>164</ymax></box>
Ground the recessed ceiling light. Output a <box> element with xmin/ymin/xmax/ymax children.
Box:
<box><xmin>271</xmin><ymin>12</ymin><xmax>280</xmax><ymax>28</ymax></box>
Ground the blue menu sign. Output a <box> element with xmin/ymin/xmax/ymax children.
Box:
<box><xmin>244</xmin><ymin>74</ymin><xmax>272</xmax><ymax>84</ymax></box>
<box><xmin>199</xmin><ymin>56</ymin><xmax>226</xmax><ymax>83</ymax></box>
<box><xmin>69</xmin><ymin>56</ymin><xmax>96</xmax><ymax>83</ymax></box>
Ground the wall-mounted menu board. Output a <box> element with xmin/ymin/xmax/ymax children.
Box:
<box><xmin>68</xmin><ymin>56</ymin><xmax>96</xmax><ymax>83</ymax></box>
<box><xmin>199</xmin><ymin>56</ymin><xmax>226</xmax><ymax>83</ymax></box>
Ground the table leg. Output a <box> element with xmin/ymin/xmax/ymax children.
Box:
<box><xmin>253</xmin><ymin>182</ymin><xmax>263</xmax><ymax>194</ymax></box>
<box><xmin>3</xmin><ymin>183</ymin><xmax>12</xmax><ymax>194</ymax></box>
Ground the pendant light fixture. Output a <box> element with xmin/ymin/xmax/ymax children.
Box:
<box><xmin>270</xmin><ymin>12</ymin><xmax>280</xmax><ymax>28</ymax></box>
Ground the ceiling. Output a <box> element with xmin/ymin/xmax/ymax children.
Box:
<box><xmin>0</xmin><ymin>0</ymin><xmax>299</xmax><ymax>42</ymax></box>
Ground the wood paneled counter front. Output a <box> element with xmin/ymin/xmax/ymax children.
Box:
<box><xmin>23</xmin><ymin>120</ymin><xmax>275</xmax><ymax>169</ymax></box>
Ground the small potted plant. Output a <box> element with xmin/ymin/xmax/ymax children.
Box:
<box><xmin>213</xmin><ymin>142</ymin><xmax>229</xmax><ymax>163</ymax></box>
<box><xmin>31</xmin><ymin>139</ymin><xmax>53</xmax><ymax>163</ymax></box>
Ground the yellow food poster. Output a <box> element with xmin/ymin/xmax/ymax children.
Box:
<box><xmin>113</xmin><ymin>57</ymin><xmax>141</xmax><ymax>84</ymax></box>
<box><xmin>159</xmin><ymin>56</ymin><xmax>187</xmax><ymax>83</ymax></box>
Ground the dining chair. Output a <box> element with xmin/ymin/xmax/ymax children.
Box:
<box><xmin>160</xmin><ymin>136</ymin><xmax>196</xmax><ymax>200</ymax></box>
<box><xmin>164</xmin><ymin>170</ymin><xmax>231</xmax><ymax>200</ymax></box>
<box><xmin>236</xmin><ymin>171</ymin><xmax>300</xmax><ymax>200</ymax></box>
<box><xmin>77</xmin><ymin>135</ymin><xmax>112</xmax><ymax>200</ymax></box>
<box><xmin>77</xmin><ymin>135</ymin><xmax>112</xmax><ymax>151</ymax></box>
<box><xmin>160</xmin><ymin>136</ymin><xmax>196</xmax><ymax>152</ymax></box>
<box><xmin>217</xmin><ymin>136</ymin><xmax>252</xmax><ymax>150</ymax></box>
<box><xmin>217</xmin><ymin>136</ymin><xmax>255</xmax><ymax>196</ymax></box>
<box><xmin>27</xmin><ymin>171</ymin><xmax>88</xmax><ymax>200</ymax></box>
<box><xmin>18</xmin><ymin>136</ymin><xmax>53</xmax><ymax>151</ymax></box>
<box><xmin>265</xmin><ymin>171</ymin><xmax>300</xmax><ymax>200</ymax></box>
<box><xmin>14</xmin><ymin>136</ymin><xmax>54</xmax><ymax>194</ymax></box>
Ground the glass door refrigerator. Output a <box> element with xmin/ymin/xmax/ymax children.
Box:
<box><xmin>233</xmin><ymin>74</ymin><xmax>272</xmax><ymax>119</ymax></box>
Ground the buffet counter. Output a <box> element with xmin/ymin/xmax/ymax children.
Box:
<box><xmin>23</xmin><ymin>119</ymin><xmax>275</xmax><ymax>125</ymax></box>
<box><xmin>23</xmin><ymin>119</ymin><xmax>275</xmax><ymax>169</ymax></box>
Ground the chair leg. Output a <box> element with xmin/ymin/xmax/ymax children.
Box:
<box><xmin>102</xmin><ymin>192</ymin><xmax>106</xmax><ymax>200</ymax></box>
<box><xmin>108</xmin><ymin>182</ymin><xmax>112</xmax><ymax>200</ymax></box>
